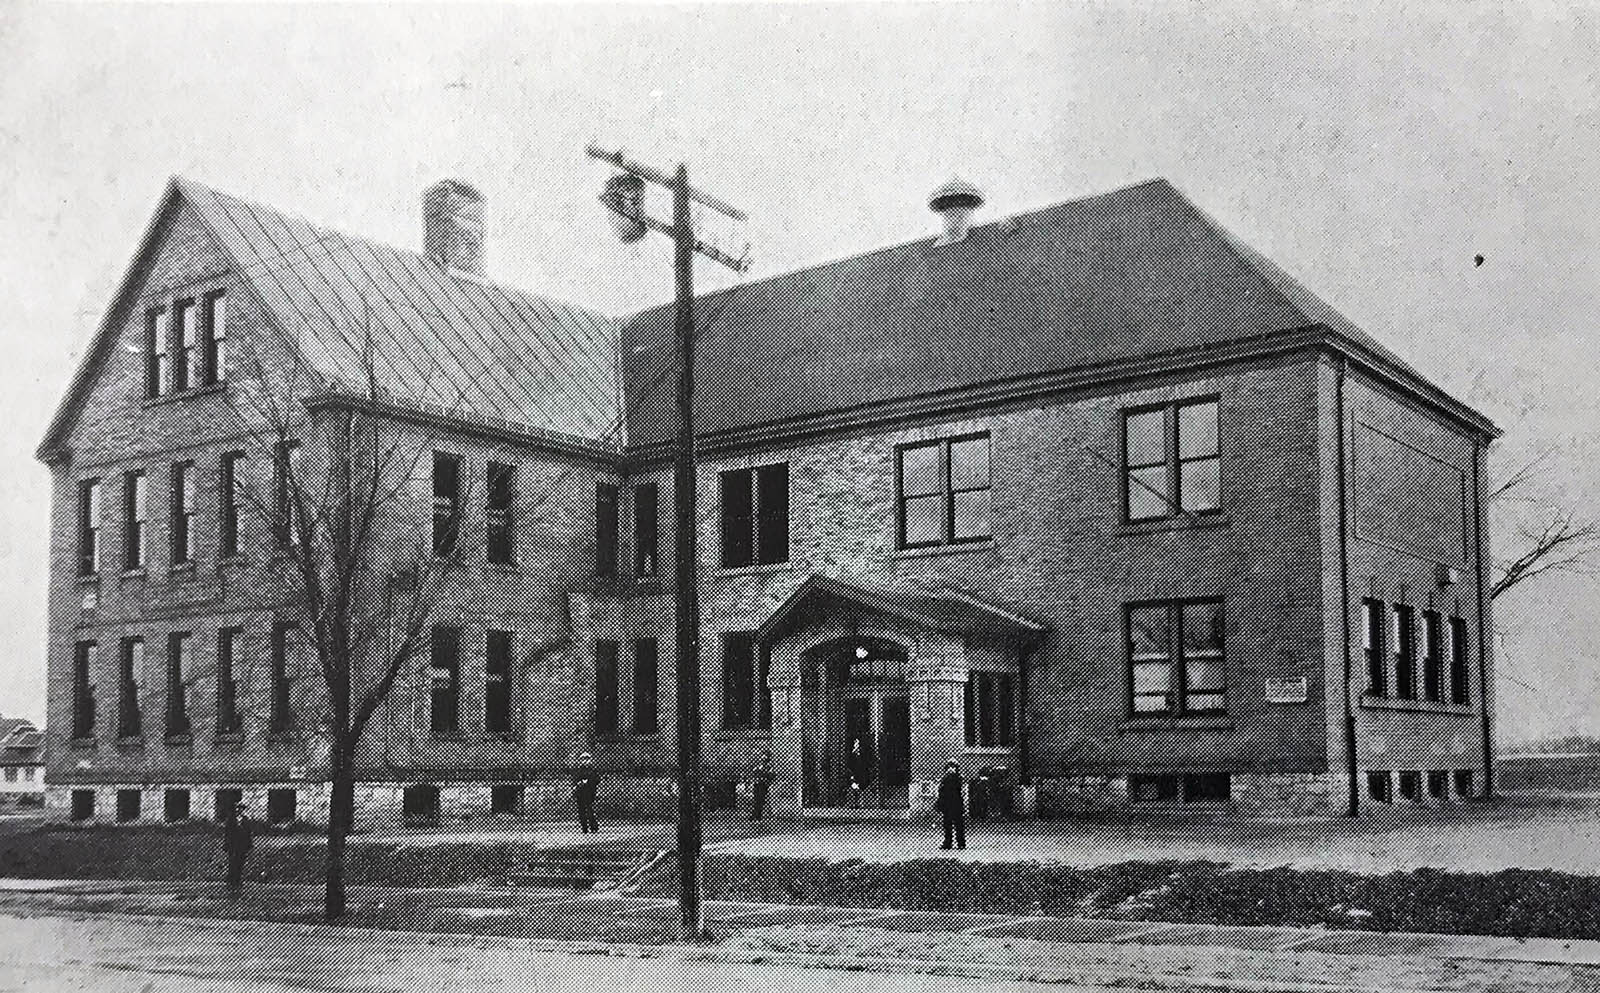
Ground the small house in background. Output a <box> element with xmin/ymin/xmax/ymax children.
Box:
<box><xmin>0</xmin><ymin>718</ymin><xmax>46</xmax><ymax>807</ymax></box>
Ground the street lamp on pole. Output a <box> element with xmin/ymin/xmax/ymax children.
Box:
<box><xmin>587</xmin><ymin>145</ymin><xmax>749</xmax><ymax>941</ymax></box>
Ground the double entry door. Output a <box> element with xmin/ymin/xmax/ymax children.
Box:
<box><xmin>839</xmin><ymin>689</ymin><xmax>910</xmax><ymax>808</ymax></box>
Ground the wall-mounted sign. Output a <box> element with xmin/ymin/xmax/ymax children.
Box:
<box><xmin>288</xmin><ymin>765</ymin><xmax>307</xmax><ymax>780</ymax></box>
<box><xmin>1264</xmin><ymin>677</ymin><xmax>1309</xmax><ymax>704</ymax></box>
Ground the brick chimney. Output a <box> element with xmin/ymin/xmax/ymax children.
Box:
<box><xmin>423</xmin><ymin>179</ymin><xmax>486</xmax><ymax>275</ymax></box>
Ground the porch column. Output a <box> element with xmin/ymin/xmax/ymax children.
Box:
<box><xmin>763</xmin><ymin>634</ymin><xmax>810</xmax><ymax>819</ymax></box>
<box><xmin>908</xmin><ymin>636</ymin><xmax>968</xmax><ymax>816</ymax></box>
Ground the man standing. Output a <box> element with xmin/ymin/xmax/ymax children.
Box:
<box><xmin>937</xmin><ymin>760</ymin><xmax>966</xmax><ymax>851</ymax></box>
<box><xmin>223</xmin><ymin>801</ymin><xmax>255</xmax><ymax>896</ymax></box>
<box><xmin>573</xmin><ymin>752</ymin><xmax>600</xmax><ymax>834</ymax></box>
<box><xmin>748</xmin><ymin>750</ymin><xmax>776</xmax><ymax>822</ymax></box>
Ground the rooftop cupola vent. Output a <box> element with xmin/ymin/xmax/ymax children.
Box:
<box><xmin>424</xmin><ymin>179</ymin><xmax>486</xmax><ymax>276</ymax></box>
<box><xmin>929</xmin><ymin>177</ymin><xmax>984</xmax><ymax>245</ymax></box>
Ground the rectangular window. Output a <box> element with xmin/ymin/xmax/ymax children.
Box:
<box><xmin>595</xmin><ymin>482</ymin><xmax>619</xmax><ymax>578</ymax></box>
<box><xmin>720</xmin><ymin>464</ymin><xmax>791</xmax><ymax>566</ymax></box>
<box><xmin>491</xmin><ymin>784</ymin><xmax>523</xmax><ymax>814</ymax></box>
<box><xmin>171</xmin><ymin>299</ymin><xmax>197</xmax><ymax>392</ymax></box>
<box><xmin>213</xmin><ymin>788</ymin><xmax>243</xmax><ymax>822</ymax></box>
<box><xmin>72</xmin><ymin>641</ymin><xmax>97</xmax><ymax>738</ymax></box>
<box><xmin>1184</xmin><ymin>773</ymin><xmax>1231</xmax><ymax>802</ymax></box>
<box><xmin>171</xmin><ymin>462</ymin><xmax>196</xmax><ymax>564</ymax></box>
<box><xmin>219</xmin><ymin>453</ymin><xmax>243</xmax><ymax>558</ymax></box>
<box><xmin>486</xmin><ymin>629</ymin><xmax>512</xmax><ymax>735</ymax></box>
<box><xmin>432</xmin><ymin>452</ymin><xmax>461</xmax><ymax>556</ymax></box>
<box><xmin>1367</xmin><ymin>771</ymin><xmax>1392</xmax><ymax>803</ymax></box>
<box><xmin>1123</xmin><ymin>399</ymin><xmax>1220</xmax><ymax>520</ymax></box>
<box><xmin>72</xmin><ymin>789</ymin><xmax>95</xmax><ymax>821</ymax></box>
<box><xmin>1126</xmin><ymin>600</ymin><xmax>1226</xmax><ymax>715</ymax></box>
<box><xmin>269</xmin><ymin>622</ymin><xmax>296</xmax><ymax>734</ymax></box>
<box><xmin>1363</xmin><ymin>599</ymin><xmax>1387</xmax><ymax>696</ymax></box>
<box><xmin>429</xmin><ymin>625</ymin><xmax>461</xmax><ymax>737</ymax></box>
<box><xmin>216</xmin><ymin>628</ymin><xmax>241</xmax><ymax>734</ymax></box>
<box><xmin>116</xmin><ymin>788</ymin><xmax>141</xmax><ymax>822</ymax></box>
<box><xmin>145</xmin><ymin>308</ymin><xmax>167</xmax><ymax>398</ymax></box>
<box><xmin>1422</xmin><ymin>611</ymin><xmax>1443</xmax><ymax>702</ymax></box>
<box><xmin>1453</xmin><ymin>769</ymin><xmax>1475</xmax><ymax>797</ymax></box>
<box><xmin>123</xmin><ymin>471</ymin><xmax>147</xmax><ymax>570</ymax></box>
<box><xmin>1427</xmin><ymin>770</ymin><xmax>1449</xmax><ymax>800</ymax></box>
<box><xmin>632</xmin><ymin>638</ymin><xmax>659</xmax><ymax>734</ymax></box>
<box><xmin>79</xmin><ymin>479</ymin><xmax>102</xmax><ymax>575</ymax></box>
<box><xmin>165</xmin><ymin>632</ymin><xmax>191</xmax><ymax>739</ymax></box>
<box><xmin>117</xmin><ymin>637</ymin><xmax>143</xmax><ymax>738</ymax></box>
<box><xmin>720</xmin><ymin>632</ymin><xmax>756</xmax><ymax>728</ymax></box>
<box><xmin>1398</xmin><ymin>770</ymin><xmax>1421</xmax><ymax>801</ymax></box>
<box><xmin>633</xmin><ymin>482</ymin><xmax>659</xmax><ymax>576</ymax></box>
<box><xmin>402</xmin><ymin>784</ymin><xmax>441</xmax><ymax>826</ymax></box>
<box><xmin>266</xmin><ymin>788</ymin><xmax>296</xmax><ymax>824</ymax></box>
<box><xmin>1449</xmin><ymin>616</ymin><xmax>1470</xmax><ymax>705</ymax></box>
<box><xmin>164</xmin><ymin>788</ymin><xmax>190</xmax><ymax>822</ymax></box>
<box><xmin>897</xmin><ymin>435</ymin><xmax>990</xmax><ymax>548</ymax></box>
<box><xmin>1129</xmin><ymin>774</ymin><xmax>1179</xmax><ymax>802</ymax></box>
<box><xmin>964</xmin><ymin>672</ymin><xmax>1017</xmax><ymax>746</ymax></box>
<box><xmin>275</xmin><ymin>441</ymin><xmax>302</xmax><ymax>548</ymax></box>
<box><xmin>1393</xmin><ymin>604</ymin><xmax>1416</xmax><ymax>700</ymax></box>
<box><xmin>594</xmin><ymin>640</ymin><xmax>619</xmax><ymax>736</ymax></box>
<box><xmin>486</xmin><ymin>462</ymin><xmax>516</xmax><ymax>565</ymax></box>
<box><xmin>202</xmin><ymin>290</ymin><xmax>226</xmax><ymax>385</ymax></box>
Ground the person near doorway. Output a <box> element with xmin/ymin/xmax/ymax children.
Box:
<box><xmin>847</xmin><ymin>737</ymin><xmax>868</xmax><ymax>807</ymax></box>
<box><xmin>937</xmin><ymin>760</ymin><xmax>966</xmax><ymax>850</ymax></box>
<box><xmin>223</xmin><ymin>801</ymin><xmax>256</xmax><ymax>896</ymax></box>
<box><xmin>573</xmin><ymin>753</ymin><xmax>600</xmax><ymax>833</ymax></box>
<box><xmin>749</xmin><ymin>750</ymin><xmax>776</xmax><ymax>821</ymax></box>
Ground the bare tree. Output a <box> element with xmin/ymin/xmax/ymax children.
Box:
<box><xmin>223</xmin><ymin>324</ymin><xmax>471</xmax><ymax>921</ymax></box>
<box><xmin>1489</xmin><ymin>454</ymin><xmax>1600</xmax><ymax>602</ymax></box>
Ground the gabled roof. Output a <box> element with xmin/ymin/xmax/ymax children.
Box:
<box><xmin>621</xmin><ymin>178</ymin><xmax>1495</xmax><ymax>449</ymax></box>
<box><xmin>757</xmin><ymin>574</ymin><xmax>1046</xmax><ymax>646</ymax></box>
<box><xmin>39</xmin><ymin>178</ymin><xmax>622</xmax><ymax>457</ymax></box>
<box><xmin>0</xmin><ymin>719</ymin><xmax>35</xmax><ymax>742</ymax></box>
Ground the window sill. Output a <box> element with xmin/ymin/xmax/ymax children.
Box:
<box><xmin>712</xmin><ymin>727</ymin><xmax>772</xmax><ymax>743</ymax></box>
<box><xmin>78</xmin><ymin>574</ymin><xmax>101</xmax><ymax>587</ymax></box>
<box><xmin>893</xmin><ymin>539</ymin><xmax>995</xmax><ymax>561</ymax></box>
<box><xmin>115</xmin><ymin>736</ymin><xmax>145</xmax><ymax>749</ymax></box>
<box><xmin>169</xmin><ymin>562</ymin><xmax>197</xmax><ymax>577</ymax></box>
<box><xmin>429</xmin><ymin>732</ymin><xmax>466</xmax><ymax>743</ymax></box>
<box><xmin>70</xmin><ymin>736</ymin><xmax>97</xmax><ymax>749</ymax></box>
<box><xmin>485</xmin><ymin>731</ymin><xmax>518</xmax><ymax>742</ymax></box>
<box><xmin>1119</xmin><ymin>512</ymin><xmax>1229</xmax><ymax>537</ymax></box>
<box><xmin>630</xmin><ymin>576</ymin><xmax>665</xmax><ymax>595</ymax></box>
<box><xmin>214</xmin><ymin>732</ymin><xmax>244</xmax><ymax>745</ymax></box>
<box><xmin>961</xmin><ymin>745</ymin><xmax>1016</xmax><ymax>755</ymax></box>
<box><xmin>717</xmin><ymin>561</ymin><xmax>794</xmax><ymax>578</ymax></box>
<box><xmin>164</xmin><ymin>734</ymin><xmax>193</xmax><ymax>747</ymax></box>
<box><xmin>216</xmin><ymin>555</ymin><xmax>248</xmax><ymax>568</ymax></box>
<box><xmin>265</xmin><ymin>731</ymin><xmax>300</xmax><ymax>744</ymax></box>
<box><xmin>120</xmin><ymin>568</ymin><xmax>147</xmax><ymax>581</ymax></box>
<box><xmin>142</xmin><ymin>382</ymin><xmax>226</xmax><ymax>409</ymax></box>
<box><xmin>1118</xmin><ymin>715</ymin><xmax>1235</xmax><ymax>732</ymax></box>
<box><xmin>484</xmin><ymin>561</ymin><xmax>520</xmax><ymax>575</ymax></box>
<box><xmin>1359</xmin><ymin>696</ymin><xmax>1473</xmax><ymax>714</ymax></box>
<box><xmin>628</xmin><ymin>729</ymin><xmax>663</xmax><ymax>739</ymax></box>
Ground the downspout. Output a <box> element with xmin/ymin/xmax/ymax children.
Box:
<box><xmin>1337</xmin><ymin>357</ymin><xmax>1359</xmax><ymax>816</ymax></box>
<box><xmin>1016</xmin><ymin>642</ymin><xmax>1031</xmax><ymax>785</ymax></box>
<box><xmin>1473</xmin><ymin>436</ymin><xmax>1494</xmax><ymax>797</ymax></box>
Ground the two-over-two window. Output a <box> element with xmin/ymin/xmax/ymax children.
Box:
<box><xmin>720</xmin><ymin>631</ymin><xmax>770</xmax><ymax>730</ymax></box>
<box><xmin>1127</xmin><ymin>600</ymin><xmax>1226</xmax><ymax>715</ymax></box>
<box><xmin>144</xmin><ymin>291</ymin><xmax>226</xmax><ymax>398</ymax></box>
<box><xmin>1123</xmin><ymin>399</ymin><xmax>1220</xmax><ymax>521</ymax></box>
<box><xmin>720</xmin><ymin>465</ymin><xmax>789</xmax><ymax>567</ymax></box>
<box><xmin>897</xmin><ymin>434</ymin><xmax>990</xmax><ymax>548</ymax></box>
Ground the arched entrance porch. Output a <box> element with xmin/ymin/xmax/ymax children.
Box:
<box><xmin>800</xmin><ymin>637</ymin><xmax>912</xmax><ymax>809</ymax></box>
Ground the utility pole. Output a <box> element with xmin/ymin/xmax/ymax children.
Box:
<box><xmin>588</xmin><ymin>145</ymin><xmax>749</xmax><ymax>940</ymax></box>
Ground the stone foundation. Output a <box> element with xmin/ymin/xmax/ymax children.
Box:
<box><xmin>1035</xmin><ymin>772</ymin><xmax>1345</xmax><ymax>815</ymax></box>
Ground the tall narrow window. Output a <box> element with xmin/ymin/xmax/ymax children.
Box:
<box><xmin>432</xmin><ymin>452</ymin><xmax>460</xmax><ymax>557</ymax></box>
<box><xmin>118</xmin><ymin>637</ymin><xmax>143</xmax><ymax>738</ymax></box>
<box><xmin>1422</xmin><ymin>611</ymin><xmax>1443</xmax><ymax>702</ymax></box>
<box><xmin>171</xmin><ymin>462</ymin><xmax>195</xmax><ymax>565</ymax></box>
<box><xmin>219</xmin><ymin>452</ymin><xmax>243</xmax><ymax>558</ymax></box>
<box><xmin>1126</xmin><ymin>600</ymin><xmax>1226</xmax><ymax>715</ymax></box>
<box><xmin>202</xmin><ymin>290</ymin><xmax>226</xmax><ymax>385</ymax></box>
<box><xmin>897</xmin><ymin>436</ymin><xmax>988</xmax><ymax>548</ymax></box>
<box><xmin>1393</xmin><ymin>604</ymin><xmax>1416</xmax><ymax>700</ymax></box>
<box><xmin>595</xmin><ymin>483</ymin><xmax>619</xmax><ymax>577</ymax></box>
<box><xmin>594</xmin><ymin>641</ymin><xmax>619</xmax><ymax>736</ymax></box>
<box><xmin>757</xmin><ymin>641</ymin><xmax>772</xmax><ymax>730</ymax></box>
<box><xmin>269</xmin><ymin>622</ymin><xmax>295</xmax><ymax>734</ymax></box>
<box><xmin>1363</xmin><ymin>599</ymin><xmax>1387</xmax><ymax>696</ymax></box>
<box><xmin>720</xmin><ymin>464</ymin><xmax>790</xmax><ymax>566</ymax></box>
<box><xmin>165</xmin><ymin>632</ymin><xmax>191</xmax><ymax>740</ymax></box>
<box><xmin>486</xmin><ymin>462</ymin><xmax>516</xmax><ymax>564</ymax></box>
<box><xmin>172</xmin><ymin>299</ymin><xmax>196</xmax><ymax>392</ymax></box>
<box><xmin>72</xmin><ymin>642</ymin><xmax>97</xmax><ymax>739</ymax></box>
<box><xmin>216</xmin><ymin>628</ymin><xmax>241</xmax><ymax>735</ymax></box>
<box><xmin>632</xmin><ymin>638</ymin><xmax>659</xmax><ymax>734</ymax></box>
<box><xmin>1123</xmin><ymin>400</ymin><xmax>1220</xmax><ymax>520</ymax></box>
<box><xmin>429</xmin><ymin>626</ymin><xmax>462</xmax><ymax>737</ymax></box>
<box><xmin>486</xmin><ymin>629</ymin><xmax>512</xmax><ymax>735</ymax></box>
<box><xmin>964</xmin><ymin>672</ymin><xmax>1017</xmax><ymax>746</ymax></box>
<box><xmin>274</xmin><ymin>441</ymin><xmax>302</xmax><ymax>548</ymax></box>
<box><xmin>633</xmin><ymin>482</ymin><xmax>659</xmax><ymax>576</ymax></box>
<box><xmin>124</xmin><ymin>471</ymin><xmax>147</xmax><ymax>570</ymax></box>
<box><xmin>720</xmin><ymin>632</ymin><xmax>756</xmax><ymax>729</ymax></box>
<box><xmin>79</xmin><ymin>479</ymin><xmax>102</xmax><ymax>576</ymax></box>
<box><xmin>145</xmin><ymin>307</ymin><xmax>167</xmax><ymax>398</ymax></box>
<box><xmin>1449</xmin><ymin>616</ymin><xmax>1470</xmax><ymax>705</ymax></box>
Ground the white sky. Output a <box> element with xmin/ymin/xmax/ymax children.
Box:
<box><xmin>1</xmin><ymin>2</ymin><xmax>1597</xmax><ymax>742</ymax></box>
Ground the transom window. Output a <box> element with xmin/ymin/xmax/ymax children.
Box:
<box><xmin>896</xmin><ymin>433</ymin><xmax>991</xmax><ymax>549</ymax></box>
<box><xmin>1127</xmin><ymin>600</ymin><xmax>1226</xmax><ymax>715</ymax></box>
<box><xmin>1123</xmin><ymin>399</ymin><xmax>1220</xmax><ymax>521</ymax></box>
